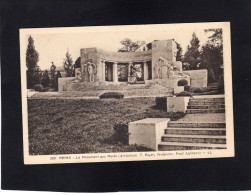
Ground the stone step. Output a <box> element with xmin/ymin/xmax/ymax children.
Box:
<box><xmin>165</xmin><ymin>127</ymin><xmax>226</xmax><ymax>135</ymax></box>
<box><xmin>208</xmin><ymin>87</ymin><xmax>219</xmax><ymax>90</ymax></box>
<box><xmin>188</xmin><ymin>102</ymin><xmax>225</xmax><ymax>106</ymax></box>
<box><xmin>189</xmin><ymin>99</ymin><xmax>225</xmax><ymax>103</ymax></box>
<box><xmin>186</xmin><ymin>108</ymin><xmax>225</xmax><ymax>114</ymax></box>
<box><xmin>158</xmin><ymin>142</ymin><xmax>227</xmax><ymax>151</ymax></box>
<box><xmin>208</xmin><ymin>83</ymin><xmax>219</xmax><ymax>87</ymax></box>
<box><xmin>190</xmin><ymin>97</ymin><xmax>224</xmax><ymax>100</ymax></box>
<box><xmin>187</xmin><ymin>105</ymin><xmax>225</xmax><ymax>109</ymax></box>
<box><xmin>161</xmin><ymin>134</ymin><xmax>226</xmax><ymax>144</ymax></box>
<box><xmin>168</xmin><ymin>122</ymin><xmax>226</xmax><ymax>128</ymax></box>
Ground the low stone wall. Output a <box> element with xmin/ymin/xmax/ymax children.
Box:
<box><xmin>174</xmin><ymin>86</ymin><xmax>184</xmax><ymax>94</ymax></box>
<box><xmin>183</xmin><ymin>69</ymin><xmax>208</xmax><ymax>88</ymax></box>
<box><xmin>58</xmin><ymin>77</ymin><xmax>76</xmax><ymax>92</ymax></box>
<box><xmin>58</xmin><ymin>78</ymin><xmax>131</xmax><ymax>92</ymax></box>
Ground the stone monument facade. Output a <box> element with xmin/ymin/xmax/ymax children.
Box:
<box><xmin>58</xmin><ymin>39</ymin><xmax>208</xmax><ymax>92</ymax></box>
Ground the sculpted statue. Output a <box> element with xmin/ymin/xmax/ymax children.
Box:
<box><xmin>155</xmin><ymin>60</ymin><xmax>161</xmax><ymax>79</ymax></box>
<box><xmin>156</xmin><ymin>57</ymin><xmax>181</xmax><ymax>79</ymax></box>
<box><xmin>86</xmin><ymin>62</ymin><xmax>97</xmax><ymax>82</ymax></box>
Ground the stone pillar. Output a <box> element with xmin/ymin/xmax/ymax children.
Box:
<box><xmin>144</xmin><ymin>61</ymin><xmax>149</xmax><ymax>81</ymax></box>
<box><xmin>101</xmin><ymin>60</ymin><xmax>106</xmax><ymax>81</ymax></box>
<box><xmin>128</xmin><ymin>62</ymin><xmax>132</xmax><ymax>77</ymax></box>
<box><xmin>113</xmin><ymin>62</ymin><xmax>118</xmax><ymax>82</ymax></box>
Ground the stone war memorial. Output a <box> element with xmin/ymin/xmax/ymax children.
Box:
<box><xmin>58</xmin><ymin>39</ymin><xmax>207</xmax><ymax>93</ymax></box>
<box><xmin>21</xmin><ymin>23</ymin><xmax>234</xmax><ymax>164</ymax></box>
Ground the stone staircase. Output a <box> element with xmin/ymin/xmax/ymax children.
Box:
<box><xmin>158</xmin><ymin>121</ymin><xmax>227</xmax><ymax>151</ymax></box>
<box><xmin>208</xmin><ymin>83</ymin><xmax>219</xmax><ymax>91</ymax></box>
<box><xmin>186</xmin><ymin>97</ymin><xmax>225</xmax><ymax>114</ymax></box>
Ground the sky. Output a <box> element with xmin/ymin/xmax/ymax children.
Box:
<box><xmin>23</xmin><ymin>24</ymin><xmax>214</xmax><ymax>70</ymax></box>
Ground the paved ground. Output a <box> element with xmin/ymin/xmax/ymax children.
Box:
<box><xmin>28</xmin><ymin>85</ymin><xmax>173</xmax><ymax>99</ymax></box>
<box><xmin>177</xmin><ymin>113</ymin><xmax>225</xmax><ymax>122</ymax></box>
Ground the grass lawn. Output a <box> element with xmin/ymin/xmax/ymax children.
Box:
<box><xmin>28</xmin><ymin>97</ymin><xmax>185</xmax><ymax>155</ymax></box>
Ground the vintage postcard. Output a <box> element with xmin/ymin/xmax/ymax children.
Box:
<box><xmin>20</xmin><ymin>22</ymin><xmax>234</xmax><ymax>164</ymax></box>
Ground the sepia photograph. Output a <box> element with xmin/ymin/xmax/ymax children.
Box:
<box><xmin>20</xmin><ymin>22</ymin><xmax>234</xmax><ymax>164</ymax></box>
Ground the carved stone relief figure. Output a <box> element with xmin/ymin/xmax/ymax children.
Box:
<box><xmin>86</xmin><ymin>62</ymin><xmax>97</xmax><ymax>82</ymax></box>
<box><xmin>155</xmin><ymin>60</ymin><xmax>161</xmax><ymax>79</ymax></box>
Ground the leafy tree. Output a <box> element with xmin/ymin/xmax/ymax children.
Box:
<box><xmin>183</xmin><ymin>32</ymin><xmax>201</xmax><ymax>69</ymax></box>
<box><xmin>201</xmin><ymin>28</ymin><xmax>223</xmax><ymax>83</ymax></box>
<box><xmin>26</xmin><ymin>35</ymin><xmax>41</xmax><ymax>88</ymax></box>
<box><xmin>74</xmin><ymin>57</ymin><xmax>81</xmax><ymax>69</ymax></box>
<box><xmin>63</xmin><ymin>51</ymin><xmax>74</xmax><ymax>77</ymax></box>
<box><xmin>173</xmin><ymin>39</ymin><xmax>183</xmax><ymax>61</ymax></box>
<box><xmin>205</xmin><ymin>28</ymin><xmax>223</xmax><ymax>47</ymax></box>
<box><xmin>118</xmin><ymin>38</ymin><xmax>145</xmax><ymax>52</ymax></box>
<box><xmin>41</xmin><ymin>70</ymin><xmax>50</xmax><ymax>88</ymax></box>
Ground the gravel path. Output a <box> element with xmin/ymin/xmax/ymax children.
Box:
<box><xmin>177</xmin><ymin>113</ymin><xmax>225</xmax><ymax>122</ymax></box>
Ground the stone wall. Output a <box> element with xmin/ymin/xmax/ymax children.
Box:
<box><xmin>58</xmin><ymin>77</ymin><xmax>76</xmax><ymax>92</ymax></box>
<box><xmin>98</xmin><ymin>49</ymin><xmax>152</xmax><ymax>62</ymax></box>
<box><xmin>80</xmin><ymin>48</ymin><xmax>100</xmax><ymax>82</ymax></box>
<box><xmin>151</xmin><ymin>40</ymin><xmax>177</xmax><ymax>79</ymax></box>
<box><xmin>183</xmin><ymin>69</ymin><xmax>208</xmax><ymax>88</ymax></box>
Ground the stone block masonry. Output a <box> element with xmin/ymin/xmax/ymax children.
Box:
<box><xmin>129</xmin><ymin>118</ymin><xmax>170</xmax><ymax>150</ymax></box>
<box><xmin>166</xmin><ymin>96</ymin><xmax>190</xmax><ymax>113</ymax></box>
<box><xmin>183</xmin><ymin>69</ymin><xmax>208</xmax><ymax>88</ymax></box>
<box><xmin>58</xmin><ymin>77</ymin><xmax>76</xmax><ymax>92</ymax></box>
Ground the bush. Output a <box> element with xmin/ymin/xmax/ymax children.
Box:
<box><xmin>177</xmin><ymin>79</ymin><xmax>188</xmax><ymax>86</ymax></box>
<box><xmin>218</xmin><ymin>74</ymin><xmax>224</xmax><ymax>94</ymax></box>
<box><xmin>99</xmin><ymin>92</ymin><xmax>124</xmax><ymax>99</ymax></box>
<box><xmin>201</xmin><ymin>87</ymin><xmax>211</xmax><ymax>93</ymax></box>
<box><xmin>176</xmin><ymin>91</ymin><xmax>192</xmax><ymax>97</ymax></box>
<box><xmin>155</xmin><ymin>97</ymin><xmax>167</xmax><ymax>110</ymax></box>
<box><xmin>193</xmin><ymin>87</ymin><xmax>203</xmax><ymax>93</ymax></box>
<box><xmin>184</xmin><ymin>85</ymin><xmax>190</xmax><ymax>92</ymax></box>
<box><xmin>43</xmin><ymin>87</ymin><xmax>49</xmax><ymax>92</ymax></box>
<box><xmin>34</xmin><ymin>84</ymin><xmax>43</xmax><ymax>92</ymax></box>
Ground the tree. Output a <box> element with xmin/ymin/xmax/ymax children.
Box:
<box><xmin>118</xmin><ymin>38</ymin><xmax>145</xmax><ymax>52</ymax></box>
<box><xmin>41</xmin><ymin>70</ymin><xmax>50</xmax><ymax>88</ymax></box>
<box><xmin>26</xmin><ymin>35</ymin><xmax>41</xmax><ymax>88</ymax></box>
<box><xmin>74</xmin><ymin>57</ymin><xmax>81</xmax><ymax>69</ymax></box>
<box><xmin>205</xmin><ymin>28</ymin><xmax>223</xmax><ymax>47</ymax></box>
<box><xmin>183</xmin><ymin>32</ymin><xmax>201</xmax><ymax>69</ymax></box>
<box><xmin>173</xmin><ymin>39</ymin><xmax>183</xmax><ymax>61</ymax></box>
<box><xmin>200</xmin><ymin>28</ymin><xmax>223</xmax><ymax>83</ymax></box>
<box><xmin>63</xmin><ymin>51</ymin><xmax>74</xmax><ymax>77</ymax></box>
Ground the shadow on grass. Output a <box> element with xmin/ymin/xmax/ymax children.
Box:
<box><xmin>101</xmin><ymin>123</ymin><xmax>154</xmax><ymax>152</ymax></box>
<box><xmin>151</xmin><ymin>104</ymin><xmax>166</xmax><ymax>111</ymax></box>
<box><xmin>102</xmin><ymin>123</ymin><xmax>129</xmax><ymax>145</ymax></box>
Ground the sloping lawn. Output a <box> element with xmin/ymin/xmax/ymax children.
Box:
<box><xmin>28</xmin><ymin>98</ymin><xmax>184</xmax><ymax>155</ymax></box>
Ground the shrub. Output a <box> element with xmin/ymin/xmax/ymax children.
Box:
<box><xmin>218</xmin><ymin>74</ymin><xmax>224</xmax><ymax>94</ymax></box>
<box><xmin>201</xmin><ymin>87</ymin><xmax>211</xmax><ymax>93</ymax></box>
<box><xmin>176</xmin><ymin>91</ymin><xmax>192</xmax><ymax>97</ymax></box>
<box><xmin>43</xmin><ymin>87</ymin><xmax>49</xmax><ymax>92</ymax></box>
<box><xmin>155</xmin><ymin>97</ymin><xmax>167</xmax><ymax>110</ymax></box>
<box><xmin>177</xmin><ymin>79</ymin><xmax>188</xmax><ymax>86</ymax></box>
<box><xmin>99</xmin><ymin>92</ymin><xmax>124</xmax><ymax>99</ymax></box>
<box><xmin>193</xmin><ymin>87</ymin><xmax>203</xmax><ymax>93</ymax></box>
<box><xmin>34</xmin><ymin>84</ymin><xmax>43</xmax><ymax>92</ymax></box>
<box><xmin>184</xmin><ymin>85</ymin><xmax>190</xmax><ymax>92</ymax></box>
